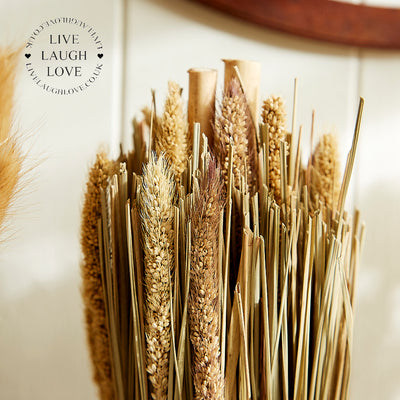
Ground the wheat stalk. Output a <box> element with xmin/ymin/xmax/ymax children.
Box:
<box><xmin>139</xmin><ymin>153</ymin><xmax>175</xmax><ymax>400</ymax></box>
<box><xmin>214</xmin><ymin>78</ymin><xmax>257</xmax><ymax>194</ymax></box>
<box><xmin>154</xmin><ymin>81</ymin><xmax>188</xmax><ymax>182</ymax></box>
<box><xmin>189</xmin><ymin>158</ymin><xmax>225</xmax><ymax>400</ymax></box>
<box><xmin>81</xmin><ymin>151</ymin><xmax>115</xmax><ymax>400</ymax></box>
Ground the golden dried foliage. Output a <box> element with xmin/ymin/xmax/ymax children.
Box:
<box><xmin>80</xmin><ymin>152</ymin><xmax>115</xmax><ymax>400</ymax></box>
<box><xmin>139</xmin><ymin>153</ymin><xmax>175</xmax><ymax>400</ymax></box>
<box><xmin>261</xmin><ymin>95</ymin><xmax>287</xmax><ymax>205</ymax></box>
<box><xmin>189</xmin><ymin>159</ymin><xmax>225</xmax><ymax>400</ymax></box>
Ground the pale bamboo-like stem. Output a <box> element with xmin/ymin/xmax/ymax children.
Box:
<box><xmin>188</xmin><ymin>68</ymin><xmax>218</xmax><ymax>149</ymax></box>
<box><xmin>306</xmin><ymin>110</ymin><xmax>316</xmax><ymax>189</ymax></box>
<box><xmin>289</xmin><ymin>78</ymin><xmax>298</xmax><ymax>188</ymax></box>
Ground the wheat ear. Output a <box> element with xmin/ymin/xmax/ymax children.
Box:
<box><xmin>261</xmin><ymin>95</ymin><xmax>287</xmax><ymax>205</ymax></box>
<box><xmin>81</xmin><ymin>152</ymin><xmax>115</xmax><ymax>400</ymax></box>
<box><xmin>154</xmin><ymin>81</ymin><xmax>188</xmax><ymax>182</ymax></box>
<box><xmin>189</xmin><ymin>158</ymin><xmax>225</xmax><ymax>400</ymax></box>
<box><xmin>139</xmin><ymin>153</ymin><xmax>175</xmax><ymax>400</ymax></box>
<box><xmin>214</xmin><ymin>77</ymin><xmax>257</xmax><ymax>193</ymax></box>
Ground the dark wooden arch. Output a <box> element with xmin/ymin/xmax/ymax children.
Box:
<box><xmin>192</xmin><ymin>0</ymin><xmax>400</xmax><ymax>49</ymax></box>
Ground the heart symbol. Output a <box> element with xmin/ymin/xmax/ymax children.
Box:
<box><xmin>25</xmin><ymin>53</ymin><xmax>31</xmax><ymax>59</ymax></box>
<box><xmin>97</xmin><ymin>54</ymin><xmax>103</xmax><ymax>59</ymax></box>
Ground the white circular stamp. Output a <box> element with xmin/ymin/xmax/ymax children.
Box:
<box><xmin>24</xmin><ymin>17</ymin><xmax>104</xmax><ymax>95</ymax></box>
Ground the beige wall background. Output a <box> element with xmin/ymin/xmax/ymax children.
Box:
<box><xmin>0</xmin><ymin>0</ymin><xmax>399</xmax><ymax>398</ymax></box>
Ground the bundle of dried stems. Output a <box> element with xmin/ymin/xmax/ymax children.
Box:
<box><xmin>80</xmin><ymin>59</ymin><xmax>365</xmax><ymax>400</ymax></box>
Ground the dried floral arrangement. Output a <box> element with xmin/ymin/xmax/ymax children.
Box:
<box><xmin>0</xmin><ymin>47</ymin><xmax>23</xmax><ymax>236</ymax></box>
<box><xmin>81</xmin><ymin>59</ymin><xmax>365</xmax><ymax>400</ymax></box>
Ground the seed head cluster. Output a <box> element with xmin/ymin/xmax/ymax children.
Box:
<box><xmin>262</xmin><ymin>95</ymin><xmax>287</xmax><ymax>205</ymax></box>
<box><xmin>140</xmin><ymin>154</ymin><xmax>175</xmax><ymax>400</ymax></box>
<box><xmin>189</xmin><ymin>159</ymin><xmax>225</xmax><ymax>400</ymax></box>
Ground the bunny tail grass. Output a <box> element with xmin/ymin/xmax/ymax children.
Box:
<box><xmin>189</xmin><ymin>158</ymin><xmax>225</xmax><ymax>400</ymax></box>
<box><xmin>81</xmin><ymin>152</ymin><xmax>115</xmax><ymax>400</ymax></box>
<box><xmin>139</xmin><ymin>153</ymin><xmax>175</xmax><ymax>400</ymax></box>
<box><xmin>0</xmin><ymin>48</ymin><xmax>24</xmax><ymax>233</ymax></box>
<box><xmin>0</xmin><ymin>47</ymin><xmax>17</xmax><ymax>142</ymax></box>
